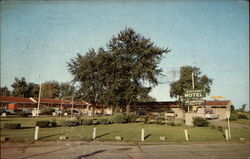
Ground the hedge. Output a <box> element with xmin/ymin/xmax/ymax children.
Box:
<box><xmin>4</xmin><ymin>123</ymin><xmax>21</xmax><ymax>129</ymax></box>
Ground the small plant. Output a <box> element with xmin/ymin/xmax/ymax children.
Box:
<box><xmin>217</xmin><ymin>126</ymin><xmax>223</xmax><ymax>132</ymax></box>
<box><xmin>97</xmin><ymin>118</ymin><xmax>111</xmax><ymax>124</ymax></box>
<box><xmin>81</xmin><ymin>119</ymin><xmax>93</xmax><ymax>125</ymax></box>
<box><xmin>4</xmin><ymin>123</ymin><xmax>21</xmax><ymax>129</ymax></box>
<box><xmin>19</xmin><ymin>112</ymin><xmax>29</xmax><ymax>117</ymax></box>
<box><xmin>111</xmin><ymin>113</ymin><xmax>126</xmax><ymax>123</ymax></box>
<box><xmin>193</xmin><ymin>117</ymin><xmax>209</xmax><ymax>127</ymax></box>
<box><xmin>50</xmin><ymin>121</ymin><xmax>57</xmax><ymax>127</ymax></box>
<box><xmin>156</xmin><ymin>116</ymin><xmax>165</xmax><ymax>125</ymax></box>
<box><xmin>41</xmin><ymin>108</ymin><xmax>54</xmax><ymax>115</ymax></box>
<box><xmin>238</xmin><ymin>114</ymin><xmax>248</xmax><ymax>119</ymax></box>
<box><xmin>230</xmin><ymin>113</ymin><xmax>238</xmax><ymax>121</ymax></box>
<box><xmin>209</xmin><ymin>124</ymin><xmax>216</xmax><ymax>129</ymax></box>
<box><xmin>63</xmin><ymin>120</ymin><xmax>79</xmax><ymax>127</ymax></box>
<box><xmin>36</xmin><ymin>121</ymin><xmax>51</xmax><ymax>128</ymax></box>
<box><xmin>124</xmin><ymin>112</ymin><xmax>139</xmax><ymax>123</ymax></box>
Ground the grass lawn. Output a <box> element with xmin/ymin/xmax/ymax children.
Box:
<box><xmin>0</xmin><ymin>117</ymin><xmax>249</xmax><ymax>142</ymax></box>
<box><xmin>231</xmin><ymin>119</ymin><xmax>249</xmax><ymax>125</ymax></box>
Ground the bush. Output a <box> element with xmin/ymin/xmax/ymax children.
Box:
<box><xmin>238</xmin><ymin>114</ymin><xmax>248</xmax><ymax>119</ymax></box>
<box><xmin>111</xmin><ymin>113</ymin><xmax>126</xmax><ymax>123</ymax></box>
<box><xmin>193</xmin><ymin>117</ymin><xmax>209</xmax><ymax>127</ymax></box>
<box><xmin>230</xmin><ymin>113</ymin><xmax>238</xmax><ymax>121</ymax></box>
<box><xmin>156</xmin><ymin>116</ymin><xmax>165</xmax><ymax>125</ymax></box>
<box><xmin>19</xmin><ymin>112</ymin><xmax>30</xmax><ymax>117</ymax></box>
<box><xmin>50</xmin><ymin>122</ymin><xmax>57</xmax><ymax>127</ymax></box>
<box><xmin>217</xmin><ymin>126</ymin><xmax>223</xmax><ymax>132</ymax></box>
<box><xmin>97</xmin><ymin>118</ymin><xmax>111</xmax><ymax>124</ymax></box>
<box><xmin>4</xmin><ymin>123</ymin><xmax>21</xmax><ymax>129</ymax></box>
<box><xmin>36</xmin><ymin>121</ymin><xmax>51</xmax><ymax>128</ymax></box>
<box><xmin>63</xmin><ymin>120</ymin><xmax>79</xmax><ymax>127</ymax></box>
<box><xmin>124</xmin><ymin>112</ymin><xmax>139</xmax><ymax>123</ymax></box>
<box><xmin>209</xmin><ymin>124</ymin><xmax>216</xmax><ymax>129</ymax></box>
<box><xmin>81</xmin><ymin>119</ymin><xmax>93</xmax><ymax>125</ymax></box>
<box><xmin>41</xmin><ymin>108</ymin><xmax>54</xmax><ymax>115</ymax></box>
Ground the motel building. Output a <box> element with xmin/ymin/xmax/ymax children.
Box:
<box><xmin>0</xmin><ymin>96</ymin><xmax>232</xmax><ymax>120</ymax></box>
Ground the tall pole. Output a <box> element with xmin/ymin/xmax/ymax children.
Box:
<box><xmin>192</xmin><ymin>72</ymin><xmax>195</xmax><ymax>89</ymax></box>
<box><xmin>71</xmin><ymin>95</ymin><xmax>74</xmax><ymax>120</ymax></box>
<box><xmin>227</xmin><ymin>116</ymin><xmax>231</xmax><ymax>139</ymax></box>
<box><xmin>37</xmin><ymin>75</ymin><xmax>42</xmax><ymax>117</ymax></box>
<box><xmin>60</xmin><ymin>97</ymin><xmax>63</xmax><ymax>120</ymax></box>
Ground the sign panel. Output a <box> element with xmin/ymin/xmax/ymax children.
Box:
<box><xmin>211</xmin><ymin>96</ymin><xmax>225</xmax><ymax>99</ymax></box>
<box><xmin>184</xmin><ymin>89</ymin><xmax>205</xmax><ymax>98</ymax></box>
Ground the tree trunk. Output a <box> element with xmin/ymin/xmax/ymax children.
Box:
<box><xmin>126</xmin><ymin>104</ymin><xmax>130</xmax><ymax>115</ymax></box>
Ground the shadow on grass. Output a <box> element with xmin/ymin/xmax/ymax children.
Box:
<box><xmin>144</xmin><ymin>134</ymin><xmax>151</xmax><ymax>140</ymax></box>
<box><xmin>39</xmin><ymin>133</ymin><xmax>65</xmax><ymax>140</ymax></box>
<box><xmin>77</xmin><ymin>150</ymin><xmax>106</xmax><ymax>159</ymax></box>
<box><xmin>96</xmin><ymin>133</ymin><xmax>110</xmax><ymax>139</ymax></box>
<box><xmin>21</xmin><ymin>127</ymin><xmax>34</xmax><ymax>129</ymax></box>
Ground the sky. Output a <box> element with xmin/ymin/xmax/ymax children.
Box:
<box><xmin>1</xmin><ymin>0</ymin><xmax>249</xmax><ymax>110</ymax></box>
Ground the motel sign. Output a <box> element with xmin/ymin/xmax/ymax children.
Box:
<box><xmin>184</xmin><ymin>89</ymin><xmax>205</xmax><ymax>106</ymax></box>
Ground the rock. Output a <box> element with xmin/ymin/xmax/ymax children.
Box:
<box><xmin>239</xmin><ymin>138</ymin><xmax>245</xmax><ymax>141</ymax></box>
<box><xmin>160</xmin><ymin>136</ymin><xmax>166</xmax><ymax>141</ymax></box>
<box><xmin>59</xmin><ymin>136</ymin><xmax>68</xmax><ymax>140</ymax></box>
<box><xmin>115</xmin><ymin>136</ymin><xmax>122</xmax><ymax>141</ymax></box>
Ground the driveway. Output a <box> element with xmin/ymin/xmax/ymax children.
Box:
<box><xmin>1</xmin><ymin>141</ymin><xmax>249</xmax><ymax>159</ymax></box>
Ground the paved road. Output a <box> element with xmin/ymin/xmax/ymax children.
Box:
<box><xmin>1</xmin><ymin>141</ymin><xmax>249</xmax><ymax>159</ymax></box>
<box><xmin>209</xmin><ymin>120</ymin><xmax>249</xmax><ymax>129</ymax></box>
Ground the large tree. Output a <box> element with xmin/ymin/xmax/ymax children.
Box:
<box><xmin>41</xmin><ymin>81</ymin><xmax>60</xmax><ymax>98</ymax></box>
<box><xmin>68</xmin><ymin>28</ymin><xmax>170</xmax><ymax>113</ymax></box>
<box><xmin>60</xmin><ymin>82</ymin><xmax>76</xmax><ymax>98</ymax></box>
<box><xmin>0</xmin><ymin>87</ymin><xmax>11</xmax><ymax>96</ymax></box>
<box><xmin>11</xmin><ymin>77</ymin><xmax>28</xmax><ymax>97</ymax></box>
<box><xmin>169</xmin><ymin>66</ymin><xmax>213</xmax><ymax>109</ymax></box>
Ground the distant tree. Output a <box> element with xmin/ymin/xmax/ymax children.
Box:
<box><xmin>169</xmin><ymin>66</ymin><xmax>213</xmax><ymax>110</ymax></box>
<box><xmin>137</xmin><ymin>94</ymin><xmax>156</xmax><ymax>102</ymax></box>
<box><xmin>26</xmin><ymin>83</ymin><xmax>39</xmax><ymax>97</ymax></box>
<box><xmin>60</xmin><ymin>82</ymin><xmax>75</xmax><ymax>98</ymax></box>
<box><xmin>238</xmin><ymin>104</ymin><xmax>247</xmax><ymax>112</ymax></box>
<box><xmin>231</xmin><ymin>105</ymin><xmax>235</xmax><ymax>113</ymax></box>
<box><xmin>11</xmin><ymin>77</ymin><xmax>28</xmax><ymax>97</ymax></box>
<box><xmin>41</xmin><ymin>81</ymin><xmax>60</xmax><ymax>98</ymax></box>
<box><xmin>0</xmin><ymin>87</ymin><xmax>11</xmax><ymax>96</ymax></box>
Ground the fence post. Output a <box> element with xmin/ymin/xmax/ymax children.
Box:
<box><xmin>141</xmin><ymin>128</ymin><xmax>145</xmax><ymax>141</ymax></box>
<box><xmin>225</xmin><ymin>129</ymin><xmax>229</xmax><ymax>140</ymax></box>
<box><xmin>184</xmin><ymin>129</ymin><xmax>189</xmax><ymax>141</ymax></box>
<box><xmin>34</xmin><ymin>126</ymin><xmax>39</xmax><ymax>140</ymax></box>
<box><xmin>93</xmin><ymin>127</ymin><xmax>96</xmax><ymax>140</ymax></box>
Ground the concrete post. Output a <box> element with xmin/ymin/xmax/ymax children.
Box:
<box><xmin>93</xmin><ymin>127</ymin><xmax>96</xmax><ymax>140</ymax></box>
<box><xmin>34</xmin><ymin>126</ymin><xmax>39</xmax><ymax>140</ymax></box>
<box><xmin>184</xmin><ymin>129</ymin><xmax>189</xmax><ymax>141</ymax></box>
<box><xmin>141</xmin><ymin>128</ymin><xmax>145</xmax><ymax>141</ymax></box>
<box><xmin>225</xmin><ymin>129</ymin><xmax>229</xmax><ymax>140</ymax></box>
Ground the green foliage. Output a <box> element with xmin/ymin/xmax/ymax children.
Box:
<box><xmin>169</xmin><ymin>66</ymin><xmax>213</xmax><ymax>109</ymax></box>
<box><xmin>36</xmin><ymin>121</ymin><xmax>51</xmax><ymax>128</ymax></box>
<box><xmin>81</xmin><ymin>119</ymin><xmax>93</xmax><ymax>125</ymax></box>
<box><xmin>68</xmin><ymin>28</ymin><xmax>170</xmax><ymax>109</ymax></box>
<box><xmin>18</xmin><ymin>112</ymin><xmax>30</xmax><ymax>117</ymax></box>
<box><xmin>217</xmin><ymin>126</ymin><xmax>223</xmax><ymax>132</ymax></box>
<box><xmin>0</xmin><ymin>86</ymin><xmax>11</xmax><ymax>96</ymax></box>
<box><xmin>238</xmin><ymin>114</ymin><xmax>248</xmax><ymax>119</ymax></box>
<box><xmin>238</xmin><ymin>104</ymin><xmax>247</xmax><ymax>112</ymax></box>
<box><xmin>230</xmin><ymin>113</ymin><xmax>238</xmax><ymax>121</ymax></box>
<box><xmin>63</xmin><ymin>120</ymin><xmax>79</xmax><ymax>127</ymax></box>
<box><xmin>111</xmin><ymin>113</ymin><xmax>126</xmax><ymax>123</ymax></box>
<box><xmin>156</xmin><ymin>116</ymin><xmax>165</xmax><ymax>125</ymax></box>
<box><xmin>209</xmin><ymin>124</ymin><xmax>216</xmax><ymax>129</ymax></box>
<box><xmin>50</xmin><ymin>122</ymin><xmax>57</xmax><ymax>127</ymax></box>
<box><xmin>96</xmin><ymin>118</ymin><xmax>112</xmax><ymax>124</ymax></box>
<box><xmin>124</xmin><ymin>112</ymin><xmax>139</xmax><ymax>123</ymax></box>
<box><xmin>11</xmin><ymin>77</ymin><xmax>28</xmax><ymax>97</ymax></box>
<box><xmin>4</xmin><ymin>123</ymin><xmax>21</xmax><ymax>129</ymax></box>
<box><xmin>41</xmin><ymin>108</ymin><xmax>54</xmax><ymax>115</ymax></box>
<box><xmin>41</xmin><ymin>81</ymin><xmax>60</xmax><ymax>98</ymax></box>
<box><xmin>193</xmin><ymin>117</ymin><xmax>209</xmax><ymax>127</ymax></box>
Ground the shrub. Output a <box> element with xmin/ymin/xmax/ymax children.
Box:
<box><xmin>209</xmin><ymin>124</ymin><xmax>216</xmax><ymax>129</ymax></box>
<box><xmin>97</xmin><ymin>118</ymin><xmax>111</xmax><ymax>124</ymax></box>
<box><xmin>144</xmin><ymin>116</ymin><xmax>149</xmax><ymax>124</ymax></box>
<box><xmin>124</xmin><ymin>112</ymin><xmax>139</xmax><ymax>123</ymax></box>
<box><xmin>193</xmin><ymin>117</ymin><xmax>209</xmax><ymax>127</ymax></box>
<box><xmin>4</xmin><ymin>123</ymin><xmax>21</xmax><ymax>129</ymax></box>
<box><xmin>156</xmin><ymin>116</ymin><xmax>165</xmax><ymax>125</ymax></box>
<box><xmin>63</xmin><ymin>120</ymin><xmax>79</xmax><ymax>127</ymax></box>
<box><xmin>19</xmin><ymin>112</ymin><xmax>30</xmax><ymax>117</ymax></box>
<box><xmin>217</xmin><ymin>126</ymin><xmax>223</xmax><ymax>132</ymax></box>
<box><xmin>111</xmin><ymin>113</ymin><xmax>126</xmax><ymax>123</ymax></box>
<box><xmin>50</xmin><ymin>122</ymin><xmax>57</xmax><ymax>127</ymax></box>
<box><xmin>230</xmin><ymin>113</ymin><xmax>238</xmax><ymax>121</ymax></box>
<box><xmin>41</xmin><ymin>108</ymin><xmax>54</xmax><ymax>115</ymax></box>
<box><xmin>238</xmin><ymin>114</ymin><xmax>248</xmax><ymax>119</ymax></box>
<box><xmin>36</xmin><ymin>121</ymin><xmax>51</xmax><ymax>128</ymax></box>
<box><xmin>81</xmin><ymin>119</ymin><xmax>93</xmax><ymax>125</ymax></box>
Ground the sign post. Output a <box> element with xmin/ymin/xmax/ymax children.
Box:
<box><xmin>226</xmin><ymin>111</ymin><xmax>231</xmax><ymax>139</ymax></box>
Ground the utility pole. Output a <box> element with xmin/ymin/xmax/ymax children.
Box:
<box><xmin>71</xmin><ymin>95</ymin><xmax>74</xmax><ymax>120</ymax></box>
<box><xmin>192</xmin><ymin>72</ymin><xmax>195</xmax><ymax>89</ymax></box>
<box><xmin>37</xmin><ymin>75</ymin><xmax>42</xmax><ymax>117</ymax></box>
